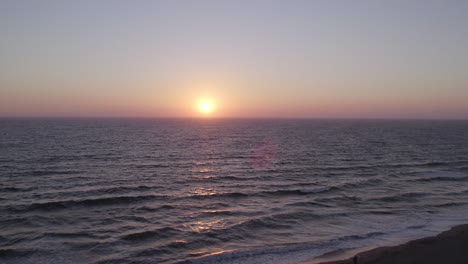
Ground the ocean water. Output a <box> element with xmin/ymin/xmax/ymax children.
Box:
<box><xmin>1</xmin><ymin>118</ymin><xmax>468</xmax><ymax>264</ymax></box>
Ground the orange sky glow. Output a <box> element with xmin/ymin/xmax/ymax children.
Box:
<box><xmin>1</xmin><ymin>1</ymin><xmax>468</xmax><ymax>119</ymax></box>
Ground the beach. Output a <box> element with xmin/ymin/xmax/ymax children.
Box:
<box><xmin>307</xmin><ymin>224</ymin><xmax>468</xmax><ymax>264</ymax></box>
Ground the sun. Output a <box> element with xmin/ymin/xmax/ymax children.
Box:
<box><xmin>198</xmin><ymin>100</ymin><xmax>215</xmax><ymax>115</ymax></box>
<box><xmin>200</xmin><ymin>102</ymin><xmax>212</xmax><ymax>113</ymax></box>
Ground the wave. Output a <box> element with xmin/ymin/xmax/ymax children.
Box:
<box><xmin>174</xmin><ymin>175</ymin><xmax>263</xmax><ymax>184</ymax></box>
<box><xmin>94</xmin><ymin>185</ymin><xmax>159</xmax><ymax>194</ymax></box>
<box><xmin>365</xmin><ymin>210</ymin><xmax>396</xmax><ymax>215</ymax></box>
<box><xmin>134</xmin><ymin>204</ymin><xmax>176</xmax><ymax>212</ymax></box>
<box><xmin>261</xmin><ymin>186</ymin><xmax>334</xmax><ymax>196</ymax></box>
<box><xmin>0</xmin><ymin>186</ymin><xmax>36</xmax><ymax>192</ymax></box>
<box><xmin>424</xmin><ymin>162</ymin><xmax>448</xmax><ymax>167</ymax></box>
<box><xmin>184</xmin><ymin>186</ymin><xmax>333</xmax><ymax>201</ymax></box>
<box><xmin>411</xmin><ymin>171</ymin><xmax>467</xmax><ymax>182</ymax></box>
<box><xmin>42</xmin><ymin>231</ymin><xmax>102</xmax><ymax>240</ymax></box>
<box><xmin>313</xmin><ymin>160</ymin><xmax>468</xmax><ymax>172</ymax></box>
<box><xmin>285</xmin><ymin>201</ymin><xmax>334</xmax><ymax>208</ymax></box>
<box><xmin>336</xmin><ymin>231</ymin><xmax>385</xmax><ymax>242</ymax></box>
<box><xmin>432</xmin><ymin>201</ymin><xmax>467</xmax><ymax>208</ymax></box>
<box><xmin>374</xmin><ymin>192</ymin><xmax>428</xmax><ymax>203</ymax></box>
<box><xmin>120</xmin><ymin>226</ymin><xmax>179</xmax><ymax>241</ymax></box>
<box><xmin>220</xmin><ymin>175</ymin><xmax>257</xmax><ymax>181</ymax></box>
<box><xmin>316</xmin><ymin>194</ymin><xmax>362</xmax><ymax>203</ymax></box>
<box><xmin>187</xmin><ymin>192</ymin><xmax>249</xmax><ymax>200</ymax></box>
<box><xmin>218</xmin><ymin>210</ymin><xmax>322</xmax><ymax>234</ymax></box>
<box><xmin>339</xmin><ymin>178</ymin><xmax>382</xmax><ymax>189</ymax></box>
<box><xmin>198</xmin><ymin>209</ymin><xmax>239</xmax><ymax>217</ymax></box>
<box><xmin>133</xmin><ymin>163</ymin><xmax>169</xmax><ymax>169</ymax></box>
<box><xmin>28</xmin><ymin>170</ymin><xmax>84</xmax><ymax>176</ymax></box>
<box><xmin>25</xmin><ymin>184</ymin><xmax>163</xmax><ymax>203</ymax></box>
<box><xmin>8</xmin><ymin>194</ymin><xmax>166</xmax><ymax>212</ymax></box>
<box><xmin>178</xmin><ymin>230</ymin><xmax>387</xmax><ymax>264</ymax></box>
<box><xmin>178</xmin><ymin>242</ymin><xmax>320</xmax><ymax>264</ymax></box>
<box><xmin>406</xmin><ymin>224</ymin><xmax>425</xmax><ymax>229</ymax></box>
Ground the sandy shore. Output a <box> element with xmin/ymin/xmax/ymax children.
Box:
<box><xmin>304</xmin><ymin>224</ymin><xmax>468</xmax><ymax>264</ymax></box>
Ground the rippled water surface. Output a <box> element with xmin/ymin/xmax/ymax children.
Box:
<box><xmin>1</xmin><ymin>119</ymin><xmax>468</xmax><ymax>263</ymax></box>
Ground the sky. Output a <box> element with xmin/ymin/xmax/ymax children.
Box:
<box><xmin>1</xmin><ymin>0</ymin><xmax>467</xmax><ymax>118</ymax></box>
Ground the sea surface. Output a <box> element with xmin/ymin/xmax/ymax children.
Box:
<box><xmin>1</xmin><ymin>118</ymin><xmax>468</xmax><ymax>264</ymax></box>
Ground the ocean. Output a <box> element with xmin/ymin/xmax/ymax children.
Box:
<box><xmin>1</xmin><ymin>118</ymin><xmax>468</xmax><ymax>264</ymax></box>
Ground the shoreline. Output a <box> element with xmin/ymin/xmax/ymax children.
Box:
<box><xmin>303</xmin><ymin>224</ymin><xmax>468</xmax><ymax>264</ymax></box>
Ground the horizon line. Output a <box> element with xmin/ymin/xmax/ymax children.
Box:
<box><xmin>1</xmin><ymin>116</ymin><xmax>467</xmax><ymax>121</ymax></box>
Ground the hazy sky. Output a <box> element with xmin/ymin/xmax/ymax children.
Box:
<box><xmin>1</xmin><ymin>0</ymin><xmax>467</xmax><ymax>118</ymax></box>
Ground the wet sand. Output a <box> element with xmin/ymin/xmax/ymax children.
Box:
<box><xmin>306</xmin><ymin>224</ymin><xmax>468</xmax><ymax>264</ymax></box>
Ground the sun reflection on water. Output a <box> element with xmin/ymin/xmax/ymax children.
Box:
<box><xmin>189</xmin><ymin>187</ymin><xmax>217</xmax><ymax>197</ymax></box>
<box><xmin>182</xmin><ymin>218</ymin><xmax>228</xmax><ymax>233</ymax></box>
<box><xmin>198</xmin><ymin>168</ymin><xmax>214</xmax><ymax>173</ymax></box>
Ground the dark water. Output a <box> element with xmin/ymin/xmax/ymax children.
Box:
<box><xmin>1</xmin><ymin>118</ymin><xmax>468</xmax><ymax>264</ymax></box>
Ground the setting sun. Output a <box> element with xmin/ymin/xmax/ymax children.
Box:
<box><xmin>198</xmin><ymin>100</ymin><xmax>215</xmax><ymax>115</ymax></box>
